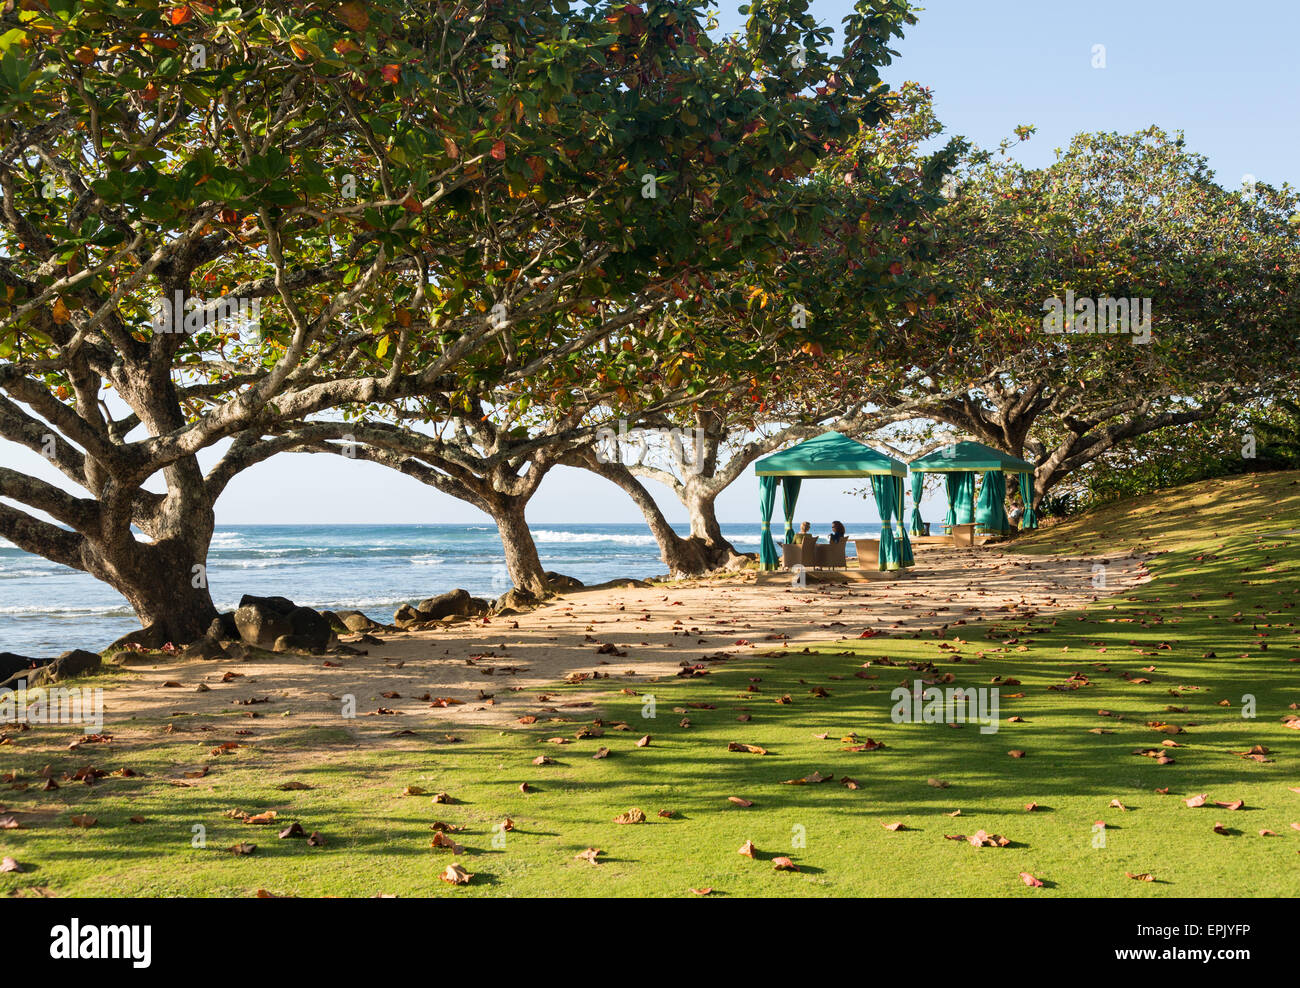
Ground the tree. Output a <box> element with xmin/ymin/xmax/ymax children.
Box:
<box><xmin>563</xmin><ymin>80</ymin><xmax>973</xmax><ymax>574</ymax></box>
<box><xmin>900</xmin><ymin>127</ymin><xmax>1300</xmax><ymax>504</ymax></box>
<box><xmin>2</xmin><ymin>0</ymin><xmax>889</xmax><ymax>641</ymax></box>
<box><xmin>256</xmin><ymin>0</ymin><xmax>938</xmax><ymax>590</ymax></box>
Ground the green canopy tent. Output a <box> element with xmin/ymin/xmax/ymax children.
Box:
<box><xmin>754</xmin><ymin>431</ymin><xmax>910</xmax><ymax>571</ymax></box>
<box><xmin>909</xmin><ymin>441</ymin><xmax>1038</xmax><ymax>535</ymax></box>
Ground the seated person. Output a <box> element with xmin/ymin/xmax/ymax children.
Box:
<box><xmin>1008</xmin><ymin>503</ymin><xmax>1025</xmax><ymax>529</ymax></box>
<box><xmin>827</xmin><ymin>520</ymin><xmax>847</xmax><ymax>544</ymax></box>
<box><xmin>796</xmin><ymin>521</ymin><xmax>814</xmax><ymax>543</ymax></box>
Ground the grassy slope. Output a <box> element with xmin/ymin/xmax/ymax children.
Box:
<box><xmin>2</xmin><ymin>471</ymin><xmax>1298</xmax><ymax>898</ymax></box>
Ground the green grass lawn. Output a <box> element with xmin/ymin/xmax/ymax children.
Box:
<box><xmin>2</xmin><ymin>471</ymin><xmax>1298</xmax><ymax>897</ymax></box>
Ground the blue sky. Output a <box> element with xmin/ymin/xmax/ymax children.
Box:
<box><xmin>4</xmin><ymin>1</ymin><xmax>1295</xmax><ymax>529</ymax></box>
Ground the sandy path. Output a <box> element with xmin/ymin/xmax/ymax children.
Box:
<box><xmin>81</xmin><ymin>545</ymin><xmax>1151</xmax><ymax>744</ymax></box>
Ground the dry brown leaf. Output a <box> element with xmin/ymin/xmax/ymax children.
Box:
<box><xmin>440</xmin><ymin>863</ymin><xmax>472</xmax><ymax>885</ymax></box>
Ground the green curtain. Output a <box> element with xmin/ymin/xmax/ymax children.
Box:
<box><xmin>894</xmin><ymin>476</ymin><xmax>914</xmax><ymax>567</ymax></box>
<box><xmin>976</xmin><ymin>470</ymin><xmax>1010</xmax><ymax>533</ymax></box>
<box><xmin>952</xmin><ymin>471</ymin><xmax>976</xmax><ymax>524</ymax></box>
<box><xmin>781</xmin><ymin>477</ymin><xmax>801</xmax><ymax>546</ymax></box>
<box><xmin>759</xmin><ymin>476</ymin><xmax>779</xmax><ymax>569</ymax></box>
<box><xmin>908</xmin><ymin>471</ymin><xmax>925</xmax><ymax>536</ymax></box>
<box><xmin>1019</xmin><ymin>472</ymin><xmax>1038</xmax><ymax>530</ymax></box>
<box><xmin>871</xmin><ymin>475</ymin><xmax>901</xmax><ymax>570</ymax></box>
<box><xmin>942</xmin><ymin>473</ymin><xmax>957</xmax><ymax>528</ymax></box>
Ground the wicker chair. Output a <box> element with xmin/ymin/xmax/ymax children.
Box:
<box><xmin>853</xmin><ymin>538</ymin><xmax>880</xmax><ymax>569</ymax></box>
<box><xmin>816</xmin><ymin>540</ymin><xmax>847</xmax><ymax>569</ymax></box>
<box><xmin>781</xmin><ymin>542</ymin><xmax>801</xmax><ymax>570</ymax></box>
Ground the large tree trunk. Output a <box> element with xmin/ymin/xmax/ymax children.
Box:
<box><xmin>83</xmin><ymin>529</ymin><xmax>219</xmax><ymax>646</ymax></box>
<box><xmin>572</xmin><ymin>452</ymin><xmax>739</xmax><ymax>577</ymax></box>
<box><xmin>486</xmin><ymin>494</ymin><xmax>550</xmax><ymax>597</ymax></box>
<box><xmin>683</xmin><ymin>480</ymin><xmax>732</xmax><ymax>552</ymax></box>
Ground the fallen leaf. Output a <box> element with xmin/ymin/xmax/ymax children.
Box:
<box><xmin>440</xmin><ymin>863</ymin><xmax>472</xmax><ymax>885</ymax></box>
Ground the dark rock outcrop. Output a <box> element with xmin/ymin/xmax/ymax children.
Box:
<box><xmin>106</xmin><ymin>622</ymin><xmax>171</xmax><ymax>652</ymax></box>
<box><xmin>415</xmin><ymin>589</ymin><xmax>475</xmax><ymax>620</ymax></box>
<box><xmin>334</xmin><ymin>609</ymin><xmax>384</xmax><ymax>632</ymax></box>
<box><xmin>207</xmin><ymin>612</ymin><xmax>239</xmax><ymax>642</ymax></box>
<box><xmin>393</xmin><ymin>590</ymin><xmax>489</xmax><ymax>628</ymax></box>
<box><xmin>544</xmin><ymin>572</ymin><xmax>584</xmax><ymax>590</ymax></box>
<box><xmin>2</xmin><ymin>649</ymin><xmax>102</xmax><ymax>689</ymax></box>
<box><xmin>0</xmin><ymin>651</ymin><xmax>46</xmax><ymax>682</ymax></box>
<box><xmin>491</xmin><ymin>586</ymin><xmax>538</xmax><ymax>615</ymax></box>
<box><xmin>234</xmin><ymin>595</ymin><xmax>331</xmax><ymax>652</ymax></box>
<box><xmin>180</xmin><ymin>637</ymin><xmax>228</xmax><ymax>661</ymax></box>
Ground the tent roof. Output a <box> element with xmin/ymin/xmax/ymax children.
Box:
<box><xmin>909</xmin><ymin>441</ymin><xmax>1036</xmax><ymax>474</ymax></box>
<box><xmin>754</xmin><ymin>431</ymin><xmax>907</xmax><ymax>478</ymax></box>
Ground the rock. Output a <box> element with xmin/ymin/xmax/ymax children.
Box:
<box><xmin>234</xmin><ymin>597</ymin><xmax>293</xmax><ymax>648</ymax></box>
<box><xmin>355</xmin><ymin>634</ymin><xmax>384</xmax><ymax>647</ymax></box>
<box><xmin>207</xmin><ymin>612</ymin><xmax>239</xmax><ymax>642</ymax></box>
<box><xmin>20</xmin><ymin>649</ymin><xmax>102</xmax><ymax>687</ymax></box>
<box><xmin>492</xmin><ymin>586</ymin><xmax>538</xmax><ymax>615</ymax></box>
<box><xmin>224</xmin><ymin>642</ymin><xmax>252</xmax><ymax>662</ymax></box>
<box><xmin>335</xmin><ymin>609</ymin><xmax>383</xmax><ymax>632</ymax></box>
<box><xmin>234</xmin><ymin>596</ymin><xmax>331</xmax><ymax>652</ymax></box>
<box><xmin>544</xmin><ymin>571</ymin><xmax>584</xmax><ymax>590</ymax></box>
<box><xmin>393</xmin><ymin>604</ymin><xmax>422</xmax><ymax>629</ymax></box>
<box><xmin>415</xmin><ymin>588</ymin><xmax>475</xmax><ymax>620</ymax></box>
<box><xmin>467</xmin><ymin>597</ymin><xmax>491</xmax><ymax>616</ymax></box>
<box><xmin>106</xmin><ymin>622</ymin><xmax>170</xmax><ymax>652</ymax></box>
<box><xmin>0</xmin><ymin>652</ymin><xmax>46</xmax><ymax>682</ymax></box>
<box><xmin>180</xmin><ymin>636</ymin><xmax>227</xmax><ymax>661</ymax></box>
<box><xmin>286</xmin><ymin>606</ymin><xmax>331</xmax><ymax>652</ymax></box>
<box><xmin>319</xmin><ymin>610</ymin><xmax>349</xmax><ymax>633</ymax></box>
<box><xmin>106</xmin><ymin>650</ymin><xmax>154</xmax><ymax>668</ymax></box>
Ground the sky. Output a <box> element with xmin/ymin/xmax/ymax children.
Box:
<box><xmin>4</xmin><ymin>0</ymin><xmax>1296</xmax><ymax>530</ymax></box>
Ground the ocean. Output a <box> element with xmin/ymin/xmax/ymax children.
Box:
<box><xmin>0</xmin><ymin>521</ymin><xmax>909</xmax><ymax>655</ymax></box>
